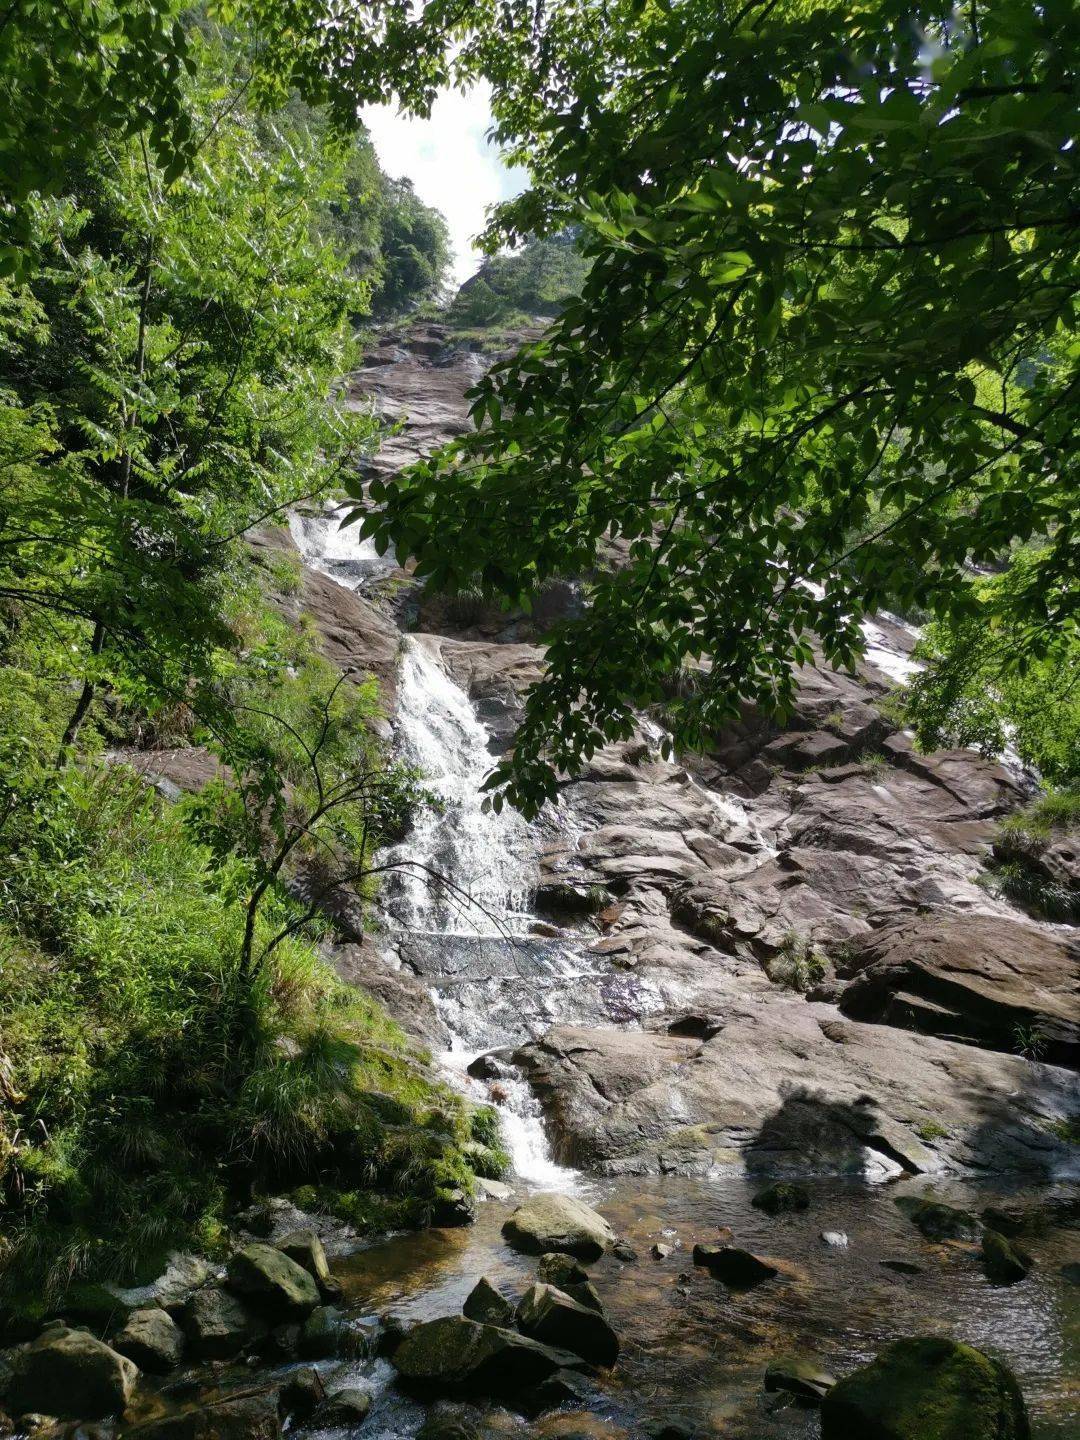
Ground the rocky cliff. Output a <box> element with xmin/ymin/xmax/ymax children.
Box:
<box><xmin>143</xmin><ymin>322</ymin><xmax>1080</xmax><ymax>1184</ymax></box>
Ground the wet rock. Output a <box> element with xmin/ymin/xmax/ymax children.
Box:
<box><xmin>516</xmin><ymin>1284</ymin><xmax>619</xmax><ymax>1367</ymax></box>
<box><xmin>651</xmin><ymin>1243</ymin><xmax>673</xmax><ymax>1260</ymax></box>
<box><xmin>536</xmin><ymin>1255</ymin><xmax>603</xmax><ymax>1313</ymax></box>
<box><xmin>275</xmin><ymin>1231</ymin><xmax>333</xmax><ymax>1295</ymax></box>
<box><xmin>298</xmin><ymin>1305</ymin><xmax>343</xmax><ymax>1359</ymax></box>
<box><xmin>764</xmin><ymin>1354</ymin><xmax>836</xmax><ymax>1404</ymax></box>
<box><xmin>820</xmin><ymin>1231</ymin><xmax>849</xmax><ymax>1248</ymax></box>
<box><xmin>512</xmin><ymin>1016</ymin><xmax>1076</xmax><ymax>1179</ymax></box>
<box><xmin>226</xmin><ymin>1243</ymin><xmax>320</xmax><ymax>1319</ymax></box>
<box><xmin>278</xmin><ymin>1368</ymin><xmax>326</xmax><ymax>1422</ymax></box>
<box><xmin>502</xmin><ymin>1194</ymin><xmax>614</xmax><ymax>1261</ymax></box>
<box><xmin>611</xmin><ymin>1243</ymin><xmax>637</xmax><ymax>1262</ymax></box>
<box><xmin>820</xmin><ymin>1335</ymin><xmax>1030</xmax><ymax>1439</ymax></box>
<box><xmin>692</xmin><ymin>1245</ymin><xmax>777</xmax><ymax>1288</ymax></box>
<box><xmin>310</xmin><ymin>1388</ymin><xmax>372</xmax><ymax>1427</ymax></box>
<box><xmin>462</xmin><ymin>1279</ymin><xmax>514</xmax><ymax>1328</ymax></box>
<box><xmin>113</xmin><ymin>1308</ymin><xmax>184</xmax><ymax>1373</ymax></box>
<box><xmin>391</xmin><ymin>1316</ymin><xmax>582</xmax><ymax>1399</ymax></box>
<box><xmin>751</xmin><ymin>1182</ymin><xmax>810</xmax><ymax>1215</ymax></box>
<box><xmin>838</xmin><ymin>915</ymin><xmax>1079</xmax><ymax>1067</ymax></box>
<box><xmin>6</xmin><ymin>1329</ymin><xmax>137</xmax><ymax>1421</ymax></box>
<box><xmin>981</xmin><ymin>1230</ymin><xmax>1032</xmax><ymax>1285</ymax></box>
<box><xmin>1061</xmin><ymin>1261</ymin><xmax>1080</xmax><ymax>1285</ymax></box>
<box><xmin>262</xmin><ymin>1324</ymin><xmax>301</xmax><ymax>1360</ymax></box>
<box><xmin>894</xmin><ymin>1197</ymin><xmax>978</xmax><ymax>1240</ymax></box>
<box><xmin>880</xmin><ymin>1259</ymin><xmax>923</xmax><ymax>1276</ymax></box>
<box><xmin>518</xmin><ymin>1369</ymin><xmax>590</xmax><ymax>1418</ymax></box>
<box><xmin>416</xmin><ymin>1402</ymin><xmax>483</xmax><ymax>1440</ymax></box>
<box><xmin>183</xmin><ymin>1288</ymin><xmax>267</xmax><ymax>1360</ymax></box>
<box><xmin>476</xmin><ymin>1178</ymin><xmax>512</xmax><ymax>1201</ymax></box>
<box><xmin>376</xmin><ymin>1312</ymin><xmax>413</xmax><ymax>1356</ymax></box>
<box><xmin>466</xmin><ymin>1054</ymin><xmax>505</xmax><ymax>1081</ymax></box>
<box><xmin>432</xmin><ymin>1188</ymin><xmax>476</xmax><ymax>1228</ymax></box>
<box><xmin>126</xmin><ymin>1393</ymin><xmax>280</xmax><ymax>1440</ymax></box>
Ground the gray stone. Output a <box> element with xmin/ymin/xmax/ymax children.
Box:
<box><xmin>462</xmin><ymin>1278</ymin><xmax>513</xmax><ymax>1328</ymax></box>
<box><xmin>894</xmin><ymin>1197</ymin><xmax>978</xmax><ymax>1240</ymax></box>
<box><xmin>820</xmin><ymin>1231</ymin><xmax>849</xmax><ymax>1248</ymax></box>
<box><xmin>6</xmin><ymin>1329</ymin><xmax>137</xmax><ymax>1420</ymax></box>
<box><xmin>278</xmin><ymin>1368</ymin><xmax>325</xmax><ymax>1422</ymax></box>
<box><xmin>516</xmin><ymin>1284</ymin><xmax>618</xmax><ymax>1367</ymax></box>
<box><xmin>226</xmin><ymin>1244</ymin><xmax>320</xmax><ymax>1319</ymax></box>
<box><xmin>298</xmin><ymin>1305</ymin><xmax>342</xmax><ymax>1360</ymax></box>
<box><xmin>535</xmin><ymin>1254</ymin><xmax>603</xmax><ymax>1313</ymax></box>
<box><xmin>391</xmin><ymin>1316</ymin><xmax>583</xmax><ymax>1398</ymax></box>
<box><xmin>113</xmin><ymin>1308</ymin><xmax>184</xmax><ymax>1373</ymax></box>
<box><xmin>502</xmin><ymin>1193</ymin><xmax>614</xmax><ymax>1260</ymax></box>
<box><xmin>275</xmin><ymin>1231</ymin><xmax>331</xmax><ymax>1291</ymax></box>
<box><xmin>751</xmin><ymin>1182</ymin><xmax>810</xmax><ymax>1215</ymax></box>
<box><xmin>183</xmin><ymin>1289</ymin><xmax>266</xmax><ymax>1360</ymax></box>
<box><xmin>310</xmin><ymin>1388</ymin><xmax>372</xmax><ymax>1428</ymax></box>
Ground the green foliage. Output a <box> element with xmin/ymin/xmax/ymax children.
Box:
<box><xmin>0</xmin><ymin>2</ymin><xmax>468</xmax><ymax>276</ymax></box>
<box><xmin>766</xmin><ymin>932</ymin><xmax>828</xmax><ymax>993</ymax></box>
<box><xmin>907</xmin><ymin>550</ymin><xmax>1080</xmax><ymax>787</ymax></box>
<box><xmin>355</xmin><ymin>0</ymin><xmax>1079</xmax><ymax>815</ymax></box>
<box><xmin>0</xmin><ymin>753</ymin><xmax>474</xmax><ymax>1305</ymax></box>
<box><xmin>446</xmin><ymin>232</ymin><xmax>589</xmax><ymax>329</ymax></box>
<box><xmin>984</xmin><ymin>785</ymin><xmax>1080</xmax><ymax>922</ymax></box>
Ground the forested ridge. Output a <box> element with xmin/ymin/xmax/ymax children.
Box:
<box><xmin>0</xmin><ymin>0</ymin><xmax>1076</xmax><ymax>1416</ymax></box>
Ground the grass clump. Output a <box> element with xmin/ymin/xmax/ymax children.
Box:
<box><xmin>766</xmin><ymin>932</ymin><xmax>829</xmax><ymax>993</ymax></box>
<box><xmin>986</xmin><ymin>788</ymin><xmax>1080</xmax><ymax>923</ymax></box>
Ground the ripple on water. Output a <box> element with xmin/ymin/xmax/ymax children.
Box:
<box><xmin>329</xmin><ymin>1174</ymin><xmax>1078</xmax><ymax>1439</ymax></box>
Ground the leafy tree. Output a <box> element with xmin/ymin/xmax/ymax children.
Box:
<box><xmin>356</xmin><ymin>0</ymin><xmax>1079</xmax><ymax>814</ymax></box>
<box><xmin>0</xmin><ymin>48</ymin><xmax>375</xmax><ymax>764</ymax></box>
<box><xmin>447</xmin><ymin>230</ymin><xmax>589</xmax><ymax>328</ymax></box>
<box><xmin>0</xmin><ymin>0</ymin><xmax>468</xmax><ymax>274</ymax></box>
<box><xmin>907</xmin><ymin>549</ymin><xmax>1080</xmax><ymax>787</ymax></box>
<box><xmin>372</xmin><ymin>178</ymin><xmax>453</xmax><ymax>315</ymax></box>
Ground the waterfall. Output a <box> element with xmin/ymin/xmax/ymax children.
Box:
<box><xmin>380</xmin><ymin>636</ymin><xmax>537</xmax><ymax>936</ymax></box>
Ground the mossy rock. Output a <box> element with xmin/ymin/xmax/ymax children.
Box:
<box><xmin>894</xmin><ymin>1196</ymin><xmax>977</xmax><ymax>1240</ymax></box>
<box><xmin>7</xmin><ymin>1327</ymin><xmax>138</xmax><ymax>1420</ymax></box>
<box><xmin>981</xmin><ymin>1230</ymin><xmax>1032</xmax><ymax>1285</ymax></box>
<box><xmin>751</xmin><ymin>1181</ymin><xmax>810</xmax><ymax>1215</ymax></box>
<box><xmin>226</xmin><ymin>1243</ymin><xmax>320</xmax><ymax>1319</ymax></box>
<box><xmin>821</xmin><ymin>1335</ymin><xmax>1030</xmax><ymax>1439</ymax></box>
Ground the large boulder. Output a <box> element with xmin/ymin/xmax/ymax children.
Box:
<box><xmin>391</xmin><ymin>1316</ymin><xmax>583</xmax><ymax>1399</ymax></box>
<box><xmin>838</xmin><ymin>916</ymin><xmax>1080</xmax><ymax>1067</ymax></box>
<box><xmin>821</xmin><ymin>1335</ymin><xmax>1030</xmax><ymax>1439</ymax></box>
<box><xmin>6</xmin><ymin>1328</ymin><xmax>137</xmax><ymax>1420</ymax></box>
<box><xmin>183</xmin><ymin>1288</ymin><xmax>266</xmax><ymax>1359</ymax></box>
<box><xmin>113</xmin><ymin>1307</ymin><xmax>184</xmax><ymax>1372</ymax></box>
<box><xmin>751</xmin><ymin>1182</ymin><xmax>810</xmax><ymax>1215</ymax></box>
<box><xmin>274</xmin><ymin>1232</ymin><xmax>333</xmax><ymax>1294</ymax></box>
<box><xmin>226</xmin><ymin>1243</ymin><xmax>320</xmax><ymax>1319</ymax></box>
<box><xmin>310</xmin><ymin>1389</ymin><xmax>372</xmax><ymax>1427</ymax></box>
<box><xmin>516</xmin><ymin>1284</ymin><xmax>618</xmax><ymax>1367</ymax></box>
<box><xmin>502</xmin><ymin>1194</ymin><xmax>614</xmax><ymax>1261</ymax></box>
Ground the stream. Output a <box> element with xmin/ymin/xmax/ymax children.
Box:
<box><xmin>286</xmin><ymin>500</ymin><xmax>1079</xmax><ymax>1439</ymax></box>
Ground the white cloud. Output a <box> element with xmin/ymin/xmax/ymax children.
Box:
<box><xmin>361</xmin><ymin>83</ymin><xmax>527</xmax><ymax>290</ymax></box>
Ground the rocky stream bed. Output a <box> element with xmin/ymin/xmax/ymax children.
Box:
<box><xmin>8</xmin><ymin>322</ymin><xmax>1075</xmax><ymax>1440</ymax></box>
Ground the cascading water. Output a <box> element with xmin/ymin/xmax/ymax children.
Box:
<box><xmin>380</xmin><ymin>636</ymin><xmax>537</xmax><ymax>936</ymax></box>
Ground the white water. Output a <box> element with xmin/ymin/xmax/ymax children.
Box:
<box><xmin>381</xmin><ymin>636</ymin><xmax>538</xmax><ymax>936</ymax></box>
<box><xmin>378</xmin><ymin>634</ymin><xmax>581</xmax><ymax>1185</ymax></box>
<box><xmin>288</xmin><ymin>498</ymin><xmax>390</xmax><ymax>591</ymax></box>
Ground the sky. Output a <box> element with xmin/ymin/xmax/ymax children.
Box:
<box><xmin>361</xmin><ymin>84</ymin><xmax>527</xmax><ymax>290</ymax></box>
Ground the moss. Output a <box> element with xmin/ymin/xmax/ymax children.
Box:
<box><xmin>916</xmin><ymin>1120</ymin><xmax>949</xmax><ymax>1143</ymax></box>
<box><xmin>821</xmin><ymin>1335</ymin><xmax>1030</xmax><ymax>1439</ymax></box>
